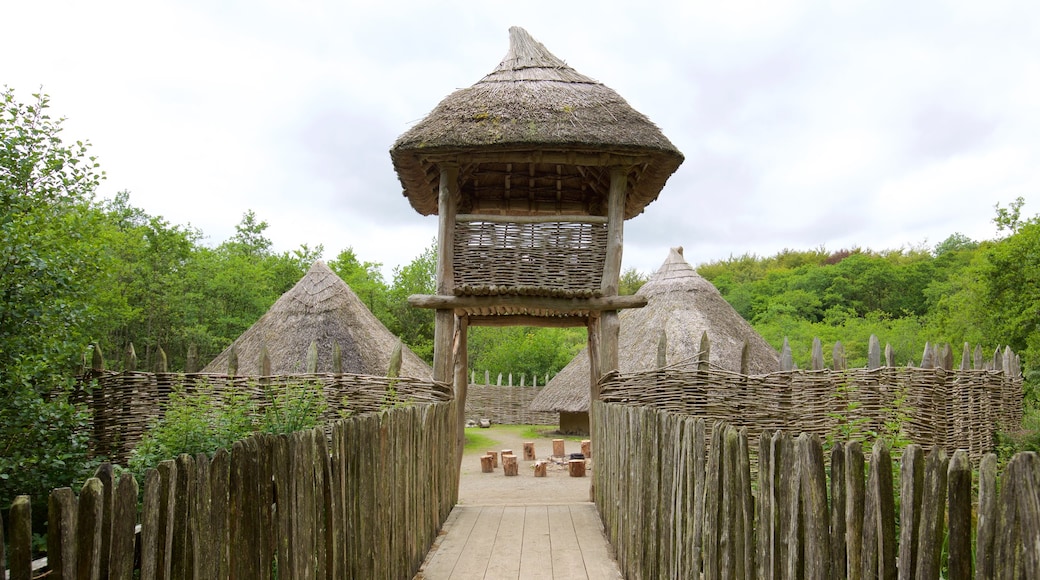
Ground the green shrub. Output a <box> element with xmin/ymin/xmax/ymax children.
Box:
<box><xmin>260</xmin><ymin>381</ymin><xmax>327</xmax><ymax>435</ymax></box>
<box><xmin>129</xmin><ymin>383</ymin><xmax>255</xmax><ymax>476</ymax></box>
<box><xmin>129</xmin><ymin>380</ymin><xmax>328</xmax><ymax>477</ymax></box>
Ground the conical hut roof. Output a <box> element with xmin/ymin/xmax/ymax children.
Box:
<box><xmin>390</xmin><ymin>26</ymin><xmax>684</xmax><ymax>219</ymax></box>
<box><xmin>531</xmin><ymin>247</ymin><xmax>780</xmax><ymax>413</ymax></box>
<box><xmin>202</xmin><ymin>261</ymin><xmax>431</xmax><ymax>378</ymax></box>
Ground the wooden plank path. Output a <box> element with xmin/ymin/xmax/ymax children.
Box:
<box><xmin>415</xmin><ymin>504</ymin><xmax>622</xmax><ymax>579</ymax></box>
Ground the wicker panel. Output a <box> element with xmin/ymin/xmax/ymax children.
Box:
<box><xmin>599</xmin><ymin>365</ymin><xmax>1023</xmax><ymax>463</ymax></box>
<box><xmin>79</xmin><ymin>371</ymin><xmax>452</xmax><ymax>464</ymax></box>
<box><xmin>453</xmin><ymin>219</ymin><xmax>606</xmax><ymax>297</ymax></box>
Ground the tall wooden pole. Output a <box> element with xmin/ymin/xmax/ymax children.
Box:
<box><xmin>453</xmin><ymin>315</ymin><xmax>469</xmax><ymax>477</ymax></box>
<box><xmin>433</xmin><ymin>164</ymin><xmax>459</xmax><ymax>385</ymax></box>
<box><xmin>598</xmin><ymin>165</ymin><xmax>628</xmax><ymax>383</ymax></box>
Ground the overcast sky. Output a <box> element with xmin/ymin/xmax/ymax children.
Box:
<box><xmin>6</xmin><ymin>0</ymin><xmax>1038</xmax><ymax>278</ymax></box>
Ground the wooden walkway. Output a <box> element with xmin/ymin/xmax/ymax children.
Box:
<box><xmin>415</xmin><ymin>504</ymin><xmax>622</xmax><ymax>580</ymax></box>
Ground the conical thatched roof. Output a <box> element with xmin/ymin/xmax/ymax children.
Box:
<box><xmin>390</xmin><ymin>26</ymin><xmax>683</xmax><ymax>219</ymax></box>
<box><xmin>531</xmin><ymin>247</ymin><xmax>781</xmax><ymax>413</ymax></box>
<box><xmin>202</xmin><ymin>261</ymin><xmax>431</xmax><ymax>378</ymax></box>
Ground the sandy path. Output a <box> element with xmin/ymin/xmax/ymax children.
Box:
<box><xmin>457</xmin><ymin>425</ymin><xmax>593</xmax><ymax>505</ymax></box>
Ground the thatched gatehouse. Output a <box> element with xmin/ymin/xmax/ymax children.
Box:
<box><xmin>390</xmin><ymin>26</ymin><xmax>683</xmax><ymax>452</ymax></box>
<box><xmin>530</xmin><ymin>247</ymin><xmax>781</xmax><ymax>433</ymax></box>
<box><xmin>203</xmin><ymin>261</ymin><xmax>431</xmax><ymax>378</ymax></box>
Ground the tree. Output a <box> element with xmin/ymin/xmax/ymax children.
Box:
<box><xmin>386</xmin><ymin>242</ymin><xmax>437</xmax><ymax>362</ymax></box>
<box><xmin>329</xmin><ymin>247</ymin><xmax>389</xmax><ymax>320</ymax></box>
<box><xmin>0</xmin><ymin>88</ymin><xmax>101</xmax><ymax>508</ymax></box>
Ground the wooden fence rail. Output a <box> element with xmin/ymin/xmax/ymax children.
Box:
<box><xmin>2</xmin><ymin>401</ymin><xmax>457</xmax><ymax>580</ymax></box>
<box><xmin>593</xmin><ymin>401</ymin><xmax>1040</xmax><ymax>580</ymax></box>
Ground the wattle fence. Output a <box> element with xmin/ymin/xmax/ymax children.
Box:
<box><xmin>463</xmin><ymin>384</ymin><xmax>557</xmax><ymax>425</ymax></box>
<box><xmin>2</xmin><ymin>401</ymin><xmax>458</xmax><ymax>580</ymax></box>
<box><xmin>599</xmin><ymin>362</ymin><xmax>1022</xmax><ymax>463</ymax></box>
<box><xmin>593</xmin><ymin>401</ymin><xmax>1040</xmax><ymax>579</ymax></box>
<box><xmin>76</xmin><ymin>369</ymin><xmax>452</xmax><ymax>464</ymax></box>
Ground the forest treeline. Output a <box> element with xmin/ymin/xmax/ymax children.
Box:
<box><xmin>3</xmin><ymin>88</ymin><xmax>1038</xmax><ymax>508</ymax></box>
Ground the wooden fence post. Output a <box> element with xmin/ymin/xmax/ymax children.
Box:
<box><xmin>915</xmin><ymin>447</ymin><xmax>949</xmax><ymax>580</ymax></box>
<box><xmin>801</xmin><ymin>433</ymin><xmax>831</xmax><ymax>579</ymax></box>
<box><xmin>947</xmin><ymin>450</ymin><xmax>972</xmax><ymax>580</ymax></box>
<box><xmin>830</xmin><ymin>443</ymin><xmax>847</xmax><ymax>578</ymax></box>
<box><xmin>48</xmin><ymin>487</ymin><xmax>78</xmax><ymax>580</ymax></box>
<box><xmin>845</xmin><ymin>442</ymin><xmax>864</xmax><ymax>580</ymax></box>
<box><xmin>77</xmin><ymin>478</ymin><xmax>104</xmax><ymax>580</ymax></box>
<box><xmin>111</xmin><ymin>473</ymin><xmax>140</xmax><ymax>580</ymax></box>
<box><xmin>140</xmin><ymin>469</ymin><xmax>161</xmax><ymax>580</ymax></box>
<box><xmin>975</xmin><ymin>454</ymin><xmax>998</xmax><ymax>580</ymax></box>
<box><xmin>898</xmin><ymin>444</ymin><xmax>924</xmax><ymax>580</ymax></box>
<box><xmin>9</xmin><ymin>495</ymin><xmax>31</xmax><ymax>580</ymax></box>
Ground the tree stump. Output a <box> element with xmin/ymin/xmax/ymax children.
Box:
<box><xmin>523</xmin><ymin>442</ymin><xmax>536</xmax><ymax>461</ymax></box>
<box><xmin>486</xmin><ymin>451</ymin><xmax>498</xmax><ymax>468</ymax></box>
<box><xmin>532</xmin><ymin>461</ymin><xmax>549</xmax><ymax>480</ymax></box>
<box><xmin>480</xmin><ymin>455</ymin><xmax>494</xmax><ymax>473</ymax></box>
<box><xmin>568</xmin><ymin>459</ymin><xmax>586</xmax><ymax>477</ymax></box>
<box><xmin>503</xmin><ymin>454</ymin><xmax>519</xmax><ymax>476</ymax></box>
<box><xmin>552</xmin><ymin>439</ymin><xmax>565</xmax><ymax>457</ymax></box>
<box><xmin>581</xmin><ymin>439</ymin><xmax>592</xmax><ymax>458</ymax></box>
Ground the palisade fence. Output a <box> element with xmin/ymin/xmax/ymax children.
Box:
<box><xmin>1</xmin><ymin>401</ymin><xmax>458</xmax><ymax>580</ymax></box>
<box><xmin>593</xmin><ymin>401</ymin><xmax>1040</xmax><ymax>580</ymax></box>
<box><xmin>598</xmin><ymin>344</ymin><xmax>1023</xmax><ymax>463</ymax></box>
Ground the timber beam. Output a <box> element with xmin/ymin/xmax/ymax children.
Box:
<box><xmin>407</xmin><ymin>294</ymin><xmax>647</xmax><ymax>313</ymax></box>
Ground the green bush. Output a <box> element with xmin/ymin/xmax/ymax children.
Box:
<box><xmin>129</xmin><ymin>380</ymin><xmax>327</xmax><ymax>477</ymax></box>
<box><xmin>260</xmin><ymin>381</ymin><xmax>327</xmax><ymax>435</ymax></box>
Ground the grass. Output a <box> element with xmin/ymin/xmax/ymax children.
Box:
<box><xmin>462</xmin><ymin>424</ymin><xmax>588</xmax><ymax>453</ymax></box>
<box><xmin>463</xmin><ymin>428</ymin><xmax>498</xmax><ymax>452</ymax></box>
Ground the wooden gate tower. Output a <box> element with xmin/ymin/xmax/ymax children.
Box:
<box><xmin>390</xmin><ymin>27</ymin><xmax>683</xmax><ymax>456</ymax></box>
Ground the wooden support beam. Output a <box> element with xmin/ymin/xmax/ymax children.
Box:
<box><xmin>466</xmin><ymin>315</ymin><xmax>590</xmax><ymax>328</ymax></box>
<box><xmin>433</xmin><ymin>164</ymin><xmax>459</xmax><ymax>384</ymax></box>
<box><xmin>456</xmin><ymin>214</ymin><xmax>608</xmax><ymax>224</ymax></box>
<box><xmin>598</xmin><ymin>166</ymin><xmax>627</xmax><ymax>382</ymax></box>
<box><xmin>454</xmin><ymin>315</ymin><xmax>469</xmax><ymax>470</ymax></box>
<box><xmin>408</xmin><ymin>294</ymin><xmax>647</xmax><ymax>312</ymax></box>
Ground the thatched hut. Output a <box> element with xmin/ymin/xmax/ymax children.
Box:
<box><xmin>530</xmin><ymin>247</ymin><xmax>781</xmax><ymax>433</ymax></box>
<box><xmin>202</xmin><ymin>261</ymin><xmax>431</xmax><ymax>378</ymax></box>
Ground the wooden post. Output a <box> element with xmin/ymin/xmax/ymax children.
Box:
<box><xmin>156</xmin><ymin>346</ymin><xmax>169</xmax><ymax>373</ymax></box>
<box><xmin>587</xmin><ymin>315</ymin><xmax>601</xmax><ymax>400</ymax></box>
<box><xmin>503</xmin><ymin>455</ymin><xmax>518</xmax><ymax>476</ymax></box>
<box><xmin>306</xmin><ymin>340</ymin><xmax>318</xmax><ymax>373</ymax></box>
<box><xmin>125</xmin><ymin>342</ymin><xmax>138</xmax><ymax>371</ymax></box>
<box><xmin>568</xmin><ymin>460</ymin><xmax>586</xmax><ymax>477</ymax></box>
<box><xmin>480</xmin><ymin>455</ymin><xmax>494</xmax><ymax>473</ymax></box>
<box><xmin>186</xmin><ymin>343</ymin><xmax>198</xmax><ymax>373</ymax></box>
<box><xmin>523</xmin><ymin>442</ymin><xmax>536</xmax><ymax>461</ymax></box>
<box><xmin>534</xmin><ymin>461</ymin><xmax>547</xmax><ymax>477</ymax></box>
<box><xmin>581</xmin><ymin>439</ymin><xmax>592</xmax><ymax>458</ymax></box>
<box><xmin>486</xmin><ymin>451</ymin><xmax>499</xmax><ymax>468</ymax></box>
<box><xmin>9</xmin><ymin>495</ymin><xmax>31</xmax><ymax>580</ymax></box>
<box><xmin>433</xmin><ymin>164</ymin><xmax>459</xmax><ymax>385</ymax></box>
<box><xmin>596</xmin><ymin>166</ymin><xmax>627</xmax><ymax>423</ymax></box>
<box><xmin>454</xmin><ymin>315</ymin><xmax>469</xmax><ymax>469</ymax></box>
<box><xmin>552</xmin><ymin>439</ymin><xmax>565</xmax><ymax>458</ymax></box>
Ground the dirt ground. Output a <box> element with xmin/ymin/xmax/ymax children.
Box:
<box><xmin>457</xmin><ymin>425</ymin><xmax>593</xmax><ymax>505</ymax></box>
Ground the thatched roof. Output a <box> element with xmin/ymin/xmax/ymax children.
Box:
<box><xmin>202</xmin><ymin>261</ymin><xmax>431</xmax><ymax>378</ymax></box>
<box><xmin>530</xmin><ymin>247</ymin><xmax>781</xmax><ymax>413</ymax></box>
<box><xmin>390</xmin><ymin>26</ymin><xmax>683</xmax><ymax>219</ymax></box>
